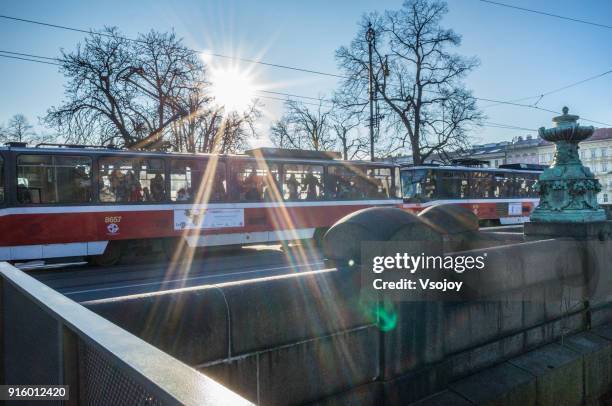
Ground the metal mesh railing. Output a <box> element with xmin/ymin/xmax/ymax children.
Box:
<box><xmin>0</xmin><ymin>261</ymin><xmax>252</xmax><ymax>406</ymax></box>
<box><xmin>79</xmin><ymin>340</ymin><xmax>163</xmax><ymax>406</ymax></box>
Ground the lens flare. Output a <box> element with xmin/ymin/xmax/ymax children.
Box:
<box><xmin>209</xmin><ymin>66</ymin><xmax>256</xmax><ymax>113</ymax></box>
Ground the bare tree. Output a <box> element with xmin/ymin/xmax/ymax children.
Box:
<box><xmin>270</xmin><ymin>117</ymin><xmax>298</xmax><ymax>149</ymax></box>
<box><xmin>336</xmin><ymin>0</ymin><xmax>484</xmax><ymax>164</ymax></box>
<box><xmin>168</xmin><ymin>85</ymin><xmax>261</xmax><ymax>154</ymax></box>
<box><xmin>269</xmin><ymin>99</ymin><xmax>335</xmax><ymax>151</ymax></box>
<box><xmin>125</xmin><ymin>30</ymin><xmax>204</xmax><ymax>149</ymax></box>
<box><xmin>1</xmin><ymin>114</ymin><xmax>54</xmax><ymax>145</ymax></box>
<box><xmin>329</xmin><ymin>103</ymin><xmax>367</xmax><ymax>160</ymax></box>
<box><xmin>44</xmin><ymin>28</ymin><xmax>135</xmax><ymax>146</ymax></box>
<box><xmin>45</xmin><ymin>28</ymin><xmax>203</xmax><ymax>150</ymax></box>
<box><xmin>6</xmin><ymin>114</ymin><xmax>34</xmax><ymax>143</ymax></box>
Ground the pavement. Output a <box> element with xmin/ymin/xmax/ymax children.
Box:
<box><xmin>30</xmin><ymin>244</ymin><xmax>328</xmax><ymax>302</ymax></box>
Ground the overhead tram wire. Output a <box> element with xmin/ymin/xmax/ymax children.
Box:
<box><xmin>2</xmin><ymin>46</ymin><xmax>610</xmax><ymax>127</ymax></box>
<box><xmin>0</xmin><ymin>14</ymin><xmax>347</xmax><ymax>80</ymax></box>
<box><xmin>2</xmin><ymin>45</ymin><xmax>603</xmax><ymax>123</ymax></box>
<box><xmin>2</xmin><ymin>13</ymin><xmax>611</xmax><ymax>123</ymax></box>
<box><xmin>477</xmin><ymin>0</ymin><xmax>612</xmax><ymax>30</ymax></box>
<box><xmin>481</xmin><ymin>69</ymin><xmax>612</xmax><ymax>109</ymax></box>
<box><xmin>0</xmin><ymin>53</ymin><xmax>60</xmax><ymax>66</ymax></box>
<box><xmin>0</xmin><ymin>50</ymin><xmax>61</xmax><ymax>62</ymax></box>
<box><xmin>0</xmin><ymin>28</ymin><xmax>611</xmax><ymax>127</ymax></box>
<box><xmin>0</xmin><ymin>54</ymin><xmax>569</xmax><ymax>131</ymax></box>
<box><xmin>2</xmin><ymin>48</ymin><xmax>609</xmax><ymax>127</ymax></box>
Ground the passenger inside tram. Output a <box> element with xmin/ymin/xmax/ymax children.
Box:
<box><xmin>301</xmin><ymin>169</ymin><xmax>321</xmax><ymax>200</ymax></box>
<box><xmin>150</xmin><ymin>173</ymin><xmax>165</xmax><ymax>202</ymax></box>
<box><xmin>243</xmin><ymin>169</ymin><xmax>260</xmax><ymax>201</ymax></box>
<box><xmin>286</xmin><ymin>173</ymin><xmax>299</xmax><ymax>200</ymax></box>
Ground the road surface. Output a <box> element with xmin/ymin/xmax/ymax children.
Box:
<box><xmin>30</xmin><ymin>244</ymin><xmax>329</xmax><ymax>302</ymax></box>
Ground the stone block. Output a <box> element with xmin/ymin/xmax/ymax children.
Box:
<box><xmin>409</xmin><ymin>390</ymin><xmax>473</xmax><ymax>406</ymax></box>
<box><xmin>204</xmin><ymin>327</ymin><xmax>379</xmax><ymax>406</ymax></box>
<box><xmin>309</xmin><ymin>381</ymin><xmax>382</xmax><ymax>406</ymax></box>
<box><xmin>523</xmin><ymin>312</ymin><xmax>585</xmax><ymax>349</ymax></box>
<box><xmin>450</xmin><ymin>362</ymin><xmax>536</xmax><ymax>406</ymax></box>
<box><xmin>498</xmin><ymin>290</ymin><xmax>524</xmax><ymax>334</ymax></box>
<box><xmin>383</xmin><ymin>365</ymin><xmax>449</xmax><ymax>405</ymax></box>
<box><xmin>592</xmin><ymin>323</ymin><xmax>612</xmax><ymax>341</ymax></box>
<box><xmin>562</xmin><ymin>332</ymin><xmax>612</xmax><ymax>402</ymax></box>
<box><xmin>85</xmin><ymin>287</ymin><xmax>230</xmax><ymax>365</ymax></box>
<box><xmin>439</xmin><ymin>331</ymin><xmax>524</xmax><ymax>384</ymax></box>
<box><xmin>221</xmin><ymin>271</ymin><xmax>368</xmax><ymax>356</ymax></box>
<box><xmin>256</xmin><ymin>327</ymin><xmax>379</xmax><ymax>405</ymax></box>
<box><xmin>381</xmin><ymin>302</ymin><xmax>444</xmax><ymax>379</ymax></box>
<box><xmin>201</xmin><ymin>357</ymin><xmax>259</xmax><ymax>403</ymax></box>
<box><xmin>524</xmin><ymin>220</ymin><xmax>612</xmax><ymax>240</ymax></box>
<box><xmin>509</xmin><ymin>343</ymin><xmax>583</xmax><ymax>406</ymax></box>
<box><xmin>443</xmin><ymin>302</ymin><xmax>500</xmax><ymax>355</ymax></box>
<box><xmin>590</xmin><ymin>305</ymin><xmax>612</xmax><ymax>328</ymax></box>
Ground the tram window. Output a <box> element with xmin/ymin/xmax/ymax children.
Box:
<box><xmin>522</xmin><ymin>173</ymin><xmax>538</xmax><ymax>197</ymax></box>
<box><xmin>99</xmin><ymin>157</ymin><xmax>165</xmax><ymax>203</ymax></box>
<box><xmin>493</xmin><ymin>174</ymin><xmax>510</xmax><ymax>198</ymax></box>
<box><xmin>326</xmin><ymin>165</ymin><xmax>367</xmax><ymax>200</ymax></box>
<box><xmin>0</xmin><ymin>156</ymin><xmax>3</xmax><ymax>203</ymax></box>
<box><xmin>393</xmin><ymin>167</ymin><xmax>401</xmax><ymax>198</ymax></box>
<box><xmin>437</xmin><ymin>170</ymin><xmax>468</xmax><ymax>199</ymax></box>
<box><xmin>515</xmin><ymin>175</ymin><xmax>529</xmax><ymax>197</ymax></box>
<box><xmin>401</xmin><ymin>169</ymin><xmax>436</xmax><ymax>202</ymax></box>
<box><xmin>366</xmin><ymin>167</ymin><xmax>393</xmax><ymax>198</ymax></box>
<box><xmin>170</xmin><ymin>159</ymin><xmax>226</xmax><ymax>202</ymax></box>
<box><xmin>17</xmin><ymin>155</ymin><xmax>92</xmax><ymax>204</ymax></box>
<box><xmin>469</xmin><ymin>172</ymin><xmax>494</xmax><ymax>198</ymax></box>
<box><xmin>230</xmin><ymin>161</ymin><xmax>279</xmax><ymax>202</ymax></box>
<box><xmin>283</xmin><ymin>164</ymin><xmax>324</xmax><ymax>201</ymax></box>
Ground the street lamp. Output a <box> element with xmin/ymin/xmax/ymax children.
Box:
<box><xmin>366</xmin><ymin>22</ymin><xmax>375</xmax><ymax>162</ymax></box>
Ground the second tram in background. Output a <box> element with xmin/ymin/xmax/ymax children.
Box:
<box><xmin>0</xmin><ymin>144</ymin><xmax>401</xmax><ymax>266</ymax></box>
<box><xmin>400</xmin><ymin>160</ymin><xmax>545</xmax><ymax>226</ymax></box>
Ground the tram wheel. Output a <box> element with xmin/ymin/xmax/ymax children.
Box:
<box><xmin>162</xmin><ymin>237</ymin><xmax>191</xmax><ymax>261</ymax></box>
<box><xmin>88</xmin><ymin>241</ymin><xmax>122</xmax><ymax>267</ymax></box>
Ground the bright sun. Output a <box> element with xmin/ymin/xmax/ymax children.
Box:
<box><xmin>209</xmin><ymin>67</ymin><xmax>256</xmax><ymax>113</ymax></box>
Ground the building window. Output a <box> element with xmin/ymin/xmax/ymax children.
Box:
<box><xmin>580</xmin><ymin>150</ymin><xmax>586</xmax><ymax>159</ymax></box>
<box><xmin>602</xmin><ymin>148</ymin><xmax>607</xmax><ymax>157</ymax></box>
<box><xmin>604</xmin><ymin>194</ymin><xmax>609</xmax><ymax>203</ymax></box>
<box><xmin>603</xmin><ymin>162</ymin><xmax>608</xmax><ymax>173</ymax></box>
<box><xmin>591</xmin><ymin>149</ymin><xmax>597</xmax><ymax>158</ymax></box>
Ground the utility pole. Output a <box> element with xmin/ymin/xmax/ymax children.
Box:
<box><xmin>366</xmin><ymin>22</ymin><xmax>375</xmax><ymax>162</ymax></box>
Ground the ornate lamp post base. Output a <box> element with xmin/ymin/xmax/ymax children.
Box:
<box><xmin>530</xmin><ymin>107</ymin><xmax>606</xmax><ymax>223</ymax></box>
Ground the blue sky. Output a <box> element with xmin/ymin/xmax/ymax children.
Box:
<box><xmin>1</xmin><ymin>0</ymin><xmax>611</xmax><ymax>147</ymax></box>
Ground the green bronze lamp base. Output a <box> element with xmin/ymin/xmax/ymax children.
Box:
<box><xmin>530</xmin><ymin>107</ymin><xmax>605</xmax><ymax>224</ymax></box>
<box><xmin>530</xmin><ymin>208</ymin><xmax>606</xmax><ymax>223</ymax></box>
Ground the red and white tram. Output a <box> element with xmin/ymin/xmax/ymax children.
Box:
<box><xmin>0</xmin><ymin>143</ymin><xmax>401</xmax><ymax>265</ymax></box>
<box><xmin>400</xmin><ymin>163</ymin><xmax>544</xmax><ymax>226</ymax></box>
